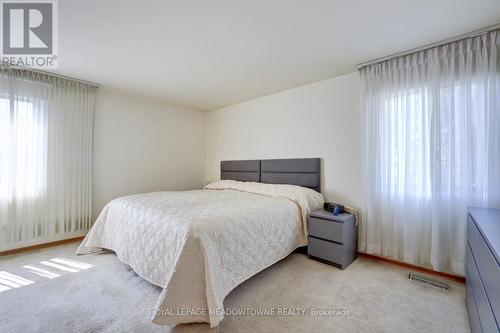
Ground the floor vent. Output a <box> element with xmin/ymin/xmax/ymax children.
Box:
<box><xmin>408</xmin><ymin>273</ymin><xmax>449</xmax><ymax>291</ymax></box>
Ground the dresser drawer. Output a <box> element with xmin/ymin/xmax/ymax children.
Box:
<box><xmin>466</xmin><ymin>269</ymin><xmax>483</xmax><ymax>333</ymax></box>
<box><xmin>309</xmin><ymin>217</ymin><xmax>343</xmax><ymax>243</ymax></box>
<box><xmin>468</xmin><ymin>215</ymin><xmax>500</xmax><ymax>323</ymax></box>
<box><xmin>467</xmin><ymin>242</ymin><xmax>498</xmax><ymax>333</ymax></box>
<box><xmin>308</xmin><ymin>236</ymin><xmax>343</xmax><ymax>264</ymax></box>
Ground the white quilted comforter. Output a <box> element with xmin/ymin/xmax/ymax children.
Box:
<box><xmin>76</xmin><ymin>180</ymin><xmax>323</xmax><ymax>327</ymax></box>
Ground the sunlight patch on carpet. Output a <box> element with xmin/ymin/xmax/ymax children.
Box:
<box><xmin>0</xmin><ymin>258</ymin><xmax>94</xmax><ymax>293</ymax></box>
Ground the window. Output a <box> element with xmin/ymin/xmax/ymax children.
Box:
<box><xmin>360</xmin><ymin>30</ymin><xmax>499</xmax><ymax>274</ymax></box>
<box><xmin>1</xmin><ymin>69</ymin><xmax>95</xmax><ymax>248</ymax></box>
<box><xmin>384</xmin><ymin>87</ymin><xmax>431</xmax><ymax>200</ymax></box>
<box><xmin>0</xmin><ymin>96</ymin><xmax>47</xmax><ymax>202</ymax></box>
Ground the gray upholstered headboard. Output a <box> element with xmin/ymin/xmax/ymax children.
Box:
<box><xmin>220</xmin><ymin>158</ymin><xmax>321</xmax><ymax>192</ymax></box>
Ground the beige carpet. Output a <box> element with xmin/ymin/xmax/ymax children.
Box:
<box><xmin>0</xmin><ymin>242</ymin><xmax>469</xmax><ymax>333</ymax></box>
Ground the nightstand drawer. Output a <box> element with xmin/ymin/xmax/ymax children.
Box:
<box><xmin>308</xmin><ymin>236</ymin><xmax>342</xmax><ymax>264</ymax></box>
<box><xmin>309</xmin><ymin>217</ymin><xmax>343</xmax><ymax>243</ymax></box>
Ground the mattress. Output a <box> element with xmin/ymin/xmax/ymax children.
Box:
<box><xmin>76</xmin><ymin>180</ymin><xmax>324</xmax><ymax>327</ymax></box>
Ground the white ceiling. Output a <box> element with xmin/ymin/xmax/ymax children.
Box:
<box><xmin>57</xmin><ymin>0</ymin><xmax>500</xmax><ymax>111</ymax></box>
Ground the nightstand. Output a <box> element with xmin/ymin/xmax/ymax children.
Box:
<box><xmin>307</xmin><ymin>209</ymin><xmax>358</xmax><ymax>269</ymax></box>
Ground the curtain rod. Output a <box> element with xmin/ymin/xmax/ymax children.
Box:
<box><xmin>357</xmin><ymin>23</ymin><xmax>500</xmax><ymax>69</ymax></box>
<box><xmin>2</xmin><ymin>65</ymin><xmax>100</xmax><ymax>88</ymax></box>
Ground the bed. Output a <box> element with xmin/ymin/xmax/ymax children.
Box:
<box><xmin>76</xmin><ymin>158</ymin><xmax>323</xmax><ymax>327</ymax></box>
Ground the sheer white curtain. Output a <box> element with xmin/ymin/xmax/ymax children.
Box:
<box><xmin>360</xmin><ymin>31</ymin><xmax>500</xmax><ymax>274</ymax></box>
<box><xmin>0</xmin><ymin>68</ymin><xmax>96</xmax><ymax>249</ymax></box>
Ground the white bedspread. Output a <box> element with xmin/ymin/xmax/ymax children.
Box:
<box><xmin>76</xmin><ymin>180</ymin><xmax>323</xmax><ymax>327</ymax></box>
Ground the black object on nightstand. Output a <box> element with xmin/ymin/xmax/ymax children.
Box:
<box><xmin>307</xmin><ymin>209</ymin><xmax>358</xmax><ymax>269</ymax></box>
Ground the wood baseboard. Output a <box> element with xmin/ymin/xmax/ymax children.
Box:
<box><xmin>0</xmin><ymin>239</ymin><xmax>466</xmax><ymax>284</ymax></box>
<box><xmin>0</xmin><ymin>236</ymin><xmax>85</xmax><ymax>257</ymax></box>
<box><xmin>358</xmin><ymin>252</ymin><xmax>466</xmax><ymax>284</ymax></box>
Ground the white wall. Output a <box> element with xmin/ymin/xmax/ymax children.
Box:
<box><xmin>94</xmin><ymin>72</ymin><xmax>362</xmax><ymax>221</ymax></box>
<box><xmin>206</xmin><ymin>71</ymin><xmax>363</xmax><ymax>210</ymax></box>
<box><xmin>93</xmin><ymin>88</ymin><xmax>206</xmax><ymax>219</ymax></box>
